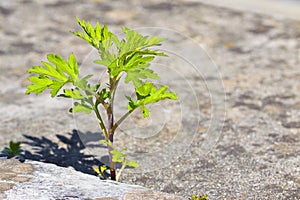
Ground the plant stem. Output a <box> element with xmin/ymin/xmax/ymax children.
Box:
<box><xmin>107</xmin><ymin>106</ymin><xmax>116</xmax><ymax>180</ymax></box>
<box><xmin>111</xmin><ymin>109</ymin><xmax>134</xmax><ymax>134</ymax></box>
<box><xmin>116</xmin><ymin>159</ymin><xmax>127</xmax><ymax>182</ymax></box>
<box><xmin>107</xmin><ymin>76</ymin><xmax>119</xmax><ymax>181</ymax></box>
<box><xmin>94</xmin><ymin>92</ymin><xmax>109</xmax><ymax>110</ymax></box>
<box><xmin>94</xmin><ymin>106</ymin><xmax>109</xmax><ymax>140</ymax></box>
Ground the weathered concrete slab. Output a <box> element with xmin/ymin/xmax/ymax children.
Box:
<box><xmin>1</xmin><ymin>158</ymin><xmax>185</xmax><ymax>200</ymax></box>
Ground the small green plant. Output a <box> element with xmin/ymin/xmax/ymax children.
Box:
<box><xmin>190</xmin><ymin>193</ymin><xmax>209</xmax><ymax>200</ymax></box>
<box><xmin>26</xmin><ymin>17</ymin><xmax>178</xmax><ymax>181</ymax></box>
<box><xmin>93</xmin><ymin>164</ymin><xmax>108</xmax><ymax>179</ymax></box>
<box><xmin>2</xmin><ymin>141</ymin><xmax>22</xmax><ymax>158</ymax></box>
<box><xmin>93</xmin><ymin>140</ymin><xmax>138</xmax><ymax>181</ymax></box>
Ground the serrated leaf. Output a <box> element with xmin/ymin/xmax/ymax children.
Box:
<box><xmin>47</xmin><ymin>54</ymin><xmax>78</xmax><ymax>80</ymax></box>
<box><xmin>117</xmin><ymin>28</ymin><xmax>167</xmax><ymax>54</ymax></box>
<box><xmin>68</xmin><ymin>53</ymin><xmax>78</xmax><ymax>77</ymax></box>
<box><xmin>26</xmin><ymin>76</ymin><xmax>54</xmax><ymax>96</ymax></box>
<box><xmin>49</xmin><ymin>81</ymin><xmax>66</xmax><ymax>97</ymax></box>
<box><xmin>28</xmin><ymin>62</ymin><xmax>66</xmax><ymax>81</ymax></box>
<box><xmin>127</xmin><ymin>82</ymin><xmax>178</xmax><ymax>117</ymax></box>
<box><xmin>47</xmin><ymin>54</ymin><xmax>70</xmax><ymax>76</ymax></box>
<box><xmin>119</xmin><ymin>50</ymin><xmax>165</xmax><ymax>87</ymax></box>
<box><xmin>125</xmin><ymin>66</ymin><xmax>159</xmax><ymax>88</ymax></box>
<box><xmin>94</xmin><ymin>25</ymin><xmax>167</xmax><ymax>81</ymax></box>
<box><xmin>136</xmin><ymin>82</ymin><xmax>155</xmax><ymax>97</ymax></box>
<box><xmin>73</xmin><ymin>17</ymin><xmax>115</xmax><ymax>51</ymax></box>
<box><xmin>26</xmin><ymin>53</ymin><xmax>80</xmax><ymax>97</ymax></box>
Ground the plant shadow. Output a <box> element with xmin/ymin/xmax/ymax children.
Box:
<box><xmin>22</xmin><ymin>129</ymin><xmax>107</xmax><ymax>176</ymax></box>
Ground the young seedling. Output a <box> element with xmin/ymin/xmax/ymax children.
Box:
<box><xmin>2</xmin><ymin>141</ymin><xmax>23</xmax><ymax>158</ymax></box>
<box><xmin>190</xmin><ymin>191</ymin><xmax>209</xmax><ymax>200</ymax></box>
<box><xmin>93</xmin><ymin>164</ymin><xmax>108</xmax><ymax>179</ymax></box>
<box><xmin>190</xmin><ymin>194</ymin><xmax>209</xmax><ymax>200</ymax></box>
<box><xmin>26</xmin><ymin>17</ymin><xmax>178</xmax><ymax>181</ymax></box>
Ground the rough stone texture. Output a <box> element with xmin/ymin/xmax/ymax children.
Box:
<box><xmin>124</xmin><ymin>189</ymin><xmax>186</xmax><ymax>200</ymax></box>
<box><xmin>1</xmin><ymin>159</ymin><xmax>183</xmax><ymax>200</ymax></box>
<box><xmin>0</xmin><ymin>0</ymin><xmax>300</xmax><ymax>199</ymax></box>
<box><xmin>0</xmin><ymin>158</ymin><xmax>34</xmax><ymax>199</ymax></box>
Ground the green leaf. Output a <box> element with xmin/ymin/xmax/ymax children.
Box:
<box><xmin>140</xmin><ymin>105</ymin><xmax>150</xmax><ymax>117</ymax></box>
<box><xmin>49</xmin><ymin>81</ymin><xmax>66</xmax><ymax>97</ymax></box>
<box><xmin>117</xmin><ymin>28</ymin><xmax>167</xmax><ymax>54</ymax></box>
<box><xmin>191</xmin><ymin>194</ymin><xmax>209</xmax><ymax>200</ymax></box>
<box><xmin>93</xmin><ymin>166</ymin><xmax>101</xmax><ymax>174</ymax></box>
<box><xmin>9</xmin><ymin>141</ymin><xmax>22</xmax><ymax>155</ymax></box>
<box><xmin>127</xmin><ymin>97</ymin><xmax>140</xmax><ymax>111</ymax></box>
<box><xmin>26</xmin><ymin>76</ymin><xmax>54</xmax><ymax>95</ymax></box>
<box><xmin>59</xmin><ymin>88</ymin><xmax>85</xmax><ymax>100</ymax></box>
<box><xmin>74</xmin><ymin>75</ymin><xmax>93</xmax><ymax>90</ymax></box>
<box><xmin>136</xmin><ymin>81</ymin><xmax>155</xmax><ymax>97</ymax></box>
<box><xmin>73</xmin><ymin>17</ymin><xmax>115</xmax><ymax>51</ymax></box>
<box><xmin>26</xmin><ymin>53</ymin><xmax>80</xmax><ymax>97</ymax></box>
<box><xmin>2</xmin><ymin>141</ymin><xmax>22</xmax><ymax>156</ymax></box>
<box><xmin>99</xmin><ymin>88</ymin><xmax>110</xmax><ymax>100</ymax></box>
<box><xmin>47</xmin><ymin>54</ymin><xmax>77</xmax><ymax>80</ymax></box>
<box><xmin>29</xmin><ymin>62</ymin><xmax>67</xmax><ymax>81</ymax></box>
<box><xmin>143</xmin><ymin>84</ymin><xmax>178</xmax><ymax>105</ymax></box>
<box><xmin>100</xmin><ymin>165</ymin><xmax>107</xmax><ymax>172</ymax></box>
<box><xmin>93</xmin><ymin>165</ymin><xmax>107</xmax><ymax>175</ymax></box>
<box><xmin>68</xmin><ymin>53</ymin><xmax>79</xmax><ymax>77</ymax></box>
<box><xmin>127</xmin><ymin>82</ymin><xmax>178</xmax><ymax>117</ymax></box>
<box><xmin>91</xmin><ymin>23</ymin><xmax>167</xmax><ymax>83</ymax></box>
<box><xmin>93</xmin><ymin>165</ymin><xmax>108</xmax><ymax>179</ymax></box>
<box><xmin>75</xmin><ymin>18</ymin><xmax>167</xmax><ymax>87</ymax></box>
<box><xmin>127</xmin><ymin>160</ymin><xmax>139</xmax><ymax>168</ymax></box>
<box><xmin>111</xmin><ymin>149</ymin><xmax>126</xmax><ymax>163</ymax></box>
<box><xmin>70</xmin><ymin>102</ymin><xmax>92</xmax><ymax>114</ymax></box>
<box><xmin>122</xmin><ymin>52</ymin><xmax>161</xmax><ymax>87</ymax></box>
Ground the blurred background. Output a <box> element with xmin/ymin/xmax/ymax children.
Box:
<box><xmin>196</xmin><ymin>0</ymin><xmax>300</xmax><ymax>20</ymax></box>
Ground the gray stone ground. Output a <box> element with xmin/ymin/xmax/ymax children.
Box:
<box><xmin>0</xmin><ymin>0</ymin><xmax>300</xmax><ymax>199</ymax></box>
<box><xmin>0</xmin><ymin>158</ymin><xmax>185</xmax><ymax>200</ymax></box>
